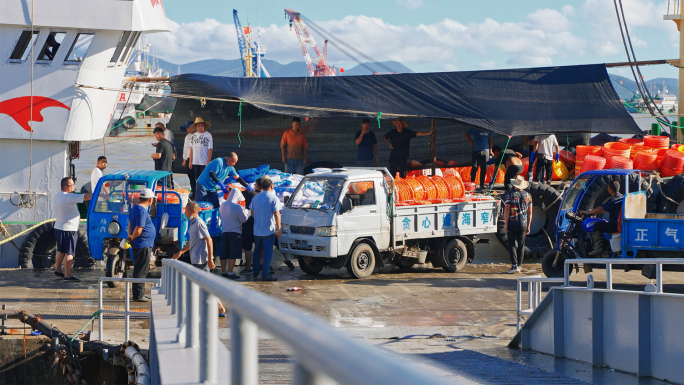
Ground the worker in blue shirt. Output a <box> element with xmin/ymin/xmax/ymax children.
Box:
<box><xmin>196</xmin><ymin>152</ymin><xmax>248</xmax><ymax>207</ymax></box>
<box><xmin>465</xmin><ymin>128</ymin><xmax>493</xmax><ymax>190</ymax></box>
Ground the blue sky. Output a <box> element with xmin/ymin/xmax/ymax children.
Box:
<box><xmin>152</xmin><ymin>0</ymin><xmax>680</xmax><ymax>81</ymax></box>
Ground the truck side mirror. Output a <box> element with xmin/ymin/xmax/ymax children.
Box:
<box><xmin>341</xmin><ymin>198</ymin><xmax>353</xmax><ymax>214</ymax></box>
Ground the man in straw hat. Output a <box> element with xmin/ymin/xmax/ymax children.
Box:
<box><xmin>188</xmin><ymin>117</ymin><xmax>213</xmax><ymax>190</ymax></box>
<box><xmin>382</xmin><ymin>117</ymin><xmax>433</xmax><ymax>178</ymax></box>
<box><xmin>502</xmin><ymin>175</ymin><xmax>532</xmax><ymax>274</ymax></box>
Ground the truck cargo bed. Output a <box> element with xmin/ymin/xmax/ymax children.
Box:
<box><xmin>394</xmin><ymin>199</ymin><xmax>499</xmax><ymax>241</ymax></box>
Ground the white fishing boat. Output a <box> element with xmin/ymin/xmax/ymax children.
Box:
<box><xmin>0</xmin><ymin>0</ymin><xmax>168</xmax><ymax>267</ymax></box>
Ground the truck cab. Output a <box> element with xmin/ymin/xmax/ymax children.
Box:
<box><xmin>87</xmin><ymin>170</ymin><xmax>220</xmax><ymax>286</ymax></box>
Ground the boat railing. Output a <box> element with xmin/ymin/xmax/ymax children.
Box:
<box><xmin>97</xmin><ymin>277</ymin><xmax>160</xmax><ymax>342</ymax></box>
<box><xmin>516</xmin><ymin>275</ymin><xmax>564</xmax><ymax>332</ymax></box>
<box><xmin>155</xmin><ymin>259</ymin><xmax>452</xmax><ymax>385</ymax></box>
<box><xmin>564</xmin><ymin>258</ymin><xmax>684</xmax><ymax>292</ymax></box>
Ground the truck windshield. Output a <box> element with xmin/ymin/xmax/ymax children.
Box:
<box><xmin>93</xmin><ymin>180</ymin><xmax>148</xmax><ymax>214</ymax></box>
<box><xmin>560</xmin><ymin>175</ymin><xmax>591</xmax><ymax>211</ymax></box>
<box><xmin>288</xmin><ymin>177</ymin><xmax>345</xmax><ymax>210</ymax></box>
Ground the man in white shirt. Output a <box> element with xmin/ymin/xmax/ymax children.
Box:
<box><xmin>53</xmin><ymin>177</ymin><xmax>92</xmax><ymax>281</ymax></box>
<box><xmin>188</xmin><ymin>117</ymin><xmax>213</xmax><ymax>192</ymax></box>
<box><xmin>533</xmin><ymin>134</ymin><xmax>559</xmax><ymax>184</ymax></box>
<box><xmin>90</xmin><ymin>156</ymin><xmax>107</xmax><ymax>194</ymax></box>
<box><xmin>181</xmin><ymin>121</ymin><xmax>197</xmax><ymax>198</ymax></box>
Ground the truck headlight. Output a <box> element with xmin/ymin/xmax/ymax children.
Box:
<box><xmin>107</xmin><ymin>221</ymin><xmax>121</xmax><ymax>235</ymax></box>
<box><xmin>315</xmin><ymin>226</ymin><xmax>337</xmax><ymax>237</ymax></box>
<box><xmin>281</xmin><ymin>224</ymin><xmax>289</xmax><ymax>233</ymax></box>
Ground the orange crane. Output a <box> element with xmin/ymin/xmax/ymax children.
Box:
<box><xmin>284</xmin><ymin>9</ymin><xmax>335</xmax><ymax>77</ymax></box>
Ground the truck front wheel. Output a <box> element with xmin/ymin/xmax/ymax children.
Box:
<box><xmin>297</xmin><ymin>256</ymin><xmax>325</xmax><ymax>275</ymax></box>
<box><xmin>347</xmin><ymin>243</ymin><xmax>376</xmax><ymax>279</ymax></box>
<box><xmin>442</xmin><ymin>239</ymin><xmax>468</xmax><ymax>273</ymax></box>
<box><xmin>105</xmin><ymin>253</ymin><xmax>124</xmax><ymax>288</ymax></box>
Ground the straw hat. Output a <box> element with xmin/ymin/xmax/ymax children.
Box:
<box><xmin>392</xmin><ymin>117</ymin><xmax>408</xmax><ymax>128</ymax></box>
<box><xmin>189</xmin><ymin>117</ymin><xmax>211</xmax><ymax>130</ymax></box>
<box><xmin>510</xmin><ymin>175</ymin><xmax>529</xmax><ymax>190</ymax></box>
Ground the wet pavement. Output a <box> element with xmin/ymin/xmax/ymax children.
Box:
<box><xmin>0</xmin><ymin>257</ymin><xmax>678</xmax><ymax>384</ymax></box>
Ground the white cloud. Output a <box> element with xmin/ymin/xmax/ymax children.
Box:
<box><xmin>525</xmin><ymin>9</ymin><xmax>571</xmax><ymax>32</ymax></box>
<box><xmin>396</xmin><ymin>0</ymin><xmax>423</xmax><ymax>9</ymax></box>
<box><xmin>479</xmin><ymin>61</ymin><xmax>497</xmax><ymax>69</ymax></box>
<box><xmin>562</xmin><ymin>5</ymin><xmax>575</xmax><ymax>15</ymax></box>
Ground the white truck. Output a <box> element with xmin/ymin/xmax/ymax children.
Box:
<box><xmin>279</xmin><ymin>168</ymin><xmax>500</xmax><ymax>278</ymax></box>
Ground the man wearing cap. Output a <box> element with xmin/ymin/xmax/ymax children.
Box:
<box><xmin>127</xmin><ymin>188</ymin><xmax>156</xmax><ymax>301</ymax></box>
<box><xmin>196</xmin><ymin>152</ymin><xmax>249</xmax><ymax>208</ymax></box>
<box><xmin>382</xmin><ymin>117</ymin><xmax>433</xmax><ymax>178</ymax></box>
<box><xmin>151</xmin><ymin>127</ymin><xmax>175</xmax><ymax>189</ymax></box>
<box><xmin>188</xmin><ymin>117</ymin><xmax>213</xmax><ymax>185</ymax></box>
<box><xmin>181</xmin><ymin>121</ymin><xmax>197</xmax><ymax>199</ymax></box>
<box><xmin>502</xmin><ymin>176</ymin><xmax>533</xmax><ymax>274</ymax></box>
<box><xmin>281</xmin><ymin>117</ymin><xmax>308</xmax><ymax>175</ymax></box>
<box><xmin>354</xmin><ymin>118</ymin><xmax>379</xmax><ymax>167</ymax></box>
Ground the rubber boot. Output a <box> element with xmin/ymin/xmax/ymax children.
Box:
<box><xmin>588</xmin><ymin>231</ymin><xmax>605</xmax><ymax>256</ymax></box>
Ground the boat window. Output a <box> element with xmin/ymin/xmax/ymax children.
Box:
<box><xmin>9</xmin><ymin>30</ymin><xmax>39</xmax><ymax>61</ymax></box>
<box><xmin>120</xmin><ymin>31</ymin><xmax>141</xmax><ymax>64</ymax></box>
<box><xmin>37</xmin><ymin>32</ymin><xmax>66</xmax><ymax>61</ymax></box>
<box><xmin>64</xmin><ymin>33</ymin><xmax>94</xmax><ymax>63</ymax></box>
<box><xmin>110</xmin><ymin>31</ymin><xmax>132</xmax><ymax>64</ymax></box>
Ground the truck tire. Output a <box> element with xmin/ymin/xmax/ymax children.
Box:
<box><xmin>440</xmin><ymin>238</ymin><xmax>468</xmax><ymax>273</ymax></box>
<box><xmin>657</xmin><ymin>174</ymin><xmax>684</xmax><ymax>214</ymax></box>
<box><xmin>120</xmin><ymin>116</ymin><xmax>135</xmax><ymax>129</ymax></box>
<box><xmin>105</xmin><ymin>253</ymin><xmax>124</xmax><ymax>288</ymax></box>
<box><xmin>18</xmin><ymin>222</ymin><xmax>94</xmax><ymax>269</ymax></box>
<box><xmin>346</xmin><ymin>243</ymin><xmax>375</xmax><ymax>279</ymax></box>
<box><xmin>541</xmin><ymin>250</ymin><xmax>566</xmax><ymax>278</ymax></box>
<box><xmin>496</xmin><ymin>182</ymin><xmax>559</xmax><ymax>259</ymax></box>
<box><xmin>297</xmin><ymin>256</ymin><xmax>325</xmax><ymax>275</ymax></box>
<box><xmin>394</xmin><ymin>256</ymin><xmax>415</xmax><ymax>269</ymax></box>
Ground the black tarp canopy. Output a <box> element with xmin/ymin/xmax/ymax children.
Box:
<box><xmin>169</xmin><ymin>64</ymin><xmax>641</xmax><ymax>136</ymax></box>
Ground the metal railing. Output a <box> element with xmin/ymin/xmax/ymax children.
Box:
<box><xmin>516</xmin><ymin>275</ymin><xmax>564</xmax><ymax>331</ymax></box>
<box><xmin>564</xmin><ymin>258</ymin><xmax>684</xmax><ymax>293</ymax></box>
<box><xmin>98</xmin><ymin>277</ymin><xmax>160</xmax><ymax>342</ymax></box>
<box><xmin>158</xmin><ymin>259</ymin><xmax>453</xmax><ymax>385</ymax></box>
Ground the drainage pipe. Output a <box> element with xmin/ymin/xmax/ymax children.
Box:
<box><xmin>125</xmin><ymin>346</ymin><xmax>151</xmax><ymax>385</ymax></box>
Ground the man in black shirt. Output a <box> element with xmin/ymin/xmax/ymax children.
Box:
<box><xmin>151</xmin><ymin>127</ymin><xmax>175</xmax><ymax>188</ymax></box>
<box><xmin>579</xmin><ymin>180</ymin><xmax>624</xmax><ymax>255</ymax></box>
<box><xmin>491</xmin><ymin>146</ymin><xmax>524</xmax><ymax>190</ymax></box>
<box><xmin>382</xmin><ymin>117</ymin><xmax>433</xmax><ymax>178</ymax></box>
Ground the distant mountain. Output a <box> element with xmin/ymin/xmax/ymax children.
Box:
<box><xmin>153</xmin><ymin>57</ymin><xmax>412</xmax><ymax>78</ymax></box>
<box><xmin>608</xmin><ymin>73</ymin><xmax>678</xmax><ymax>100</ymax></box>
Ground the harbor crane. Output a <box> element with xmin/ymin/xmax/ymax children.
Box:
<box><xmin>233</xmin><ymin>9</ymin><xmax>270</xmax><ymax>78</ymax></box>
<box><xmin>284</xmin><ymin>8</ymin><xmax>335</xmax><ymax>77</ymax></box>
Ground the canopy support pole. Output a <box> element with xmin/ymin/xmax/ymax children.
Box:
<box><xmin>430</xmin><ymin>118</ymin><xmax>436</xmax><ymax>175</ymax></box>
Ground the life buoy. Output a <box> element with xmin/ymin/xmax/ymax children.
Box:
<box><xmin>496</xmin><ymin>182</ymin><xmax>560</xmax><ymax>259</ymax></box>
<box><xmin>18</xmin><ymin>222</ymin><xmax>94</xmax><ymax>269</ymax></box>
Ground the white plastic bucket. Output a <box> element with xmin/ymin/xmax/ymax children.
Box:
<box><xmin>418</xmin><ymin>250</ymin><xmax>428</xmax><ymax>264</ymax></box>
<box><xmin>610</xmin><ymin>234</ymin><xmax>622</xmax><ymax>252</ymax></box>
